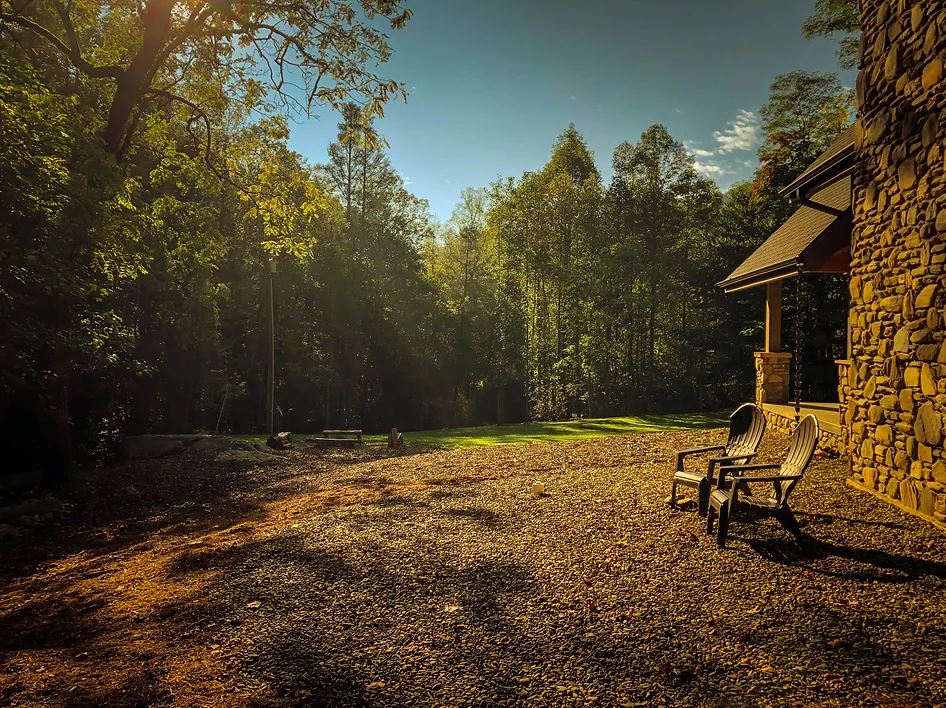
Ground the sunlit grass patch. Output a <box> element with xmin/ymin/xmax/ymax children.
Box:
<box><xmin>229</xmin><ymin>411</ymin><xmax>728</xmax><ymax>449</ymax></box>
<box><xmin>370</xmin><ymin>411</ymin><xmax>729</xmax><ymax>448</ymax></box>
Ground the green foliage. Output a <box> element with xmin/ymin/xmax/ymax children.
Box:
<box><xmin>758</xmin><ymin>71</ymin><xmax>852</xmax><ymax>193</ymax></box>
<box><xmin>1</xmin><ymin>0</ymin><xmax>412</xmax><ymax>156</ymax></box>
<box><xmin>424</xmin><ymin>123</ymin><xmax>745</xmax><ymax>423</ymax></box>
<box><xmin>422</xmin><ymin>67</ymin><xmax>855</xmax><ymax>425</ymax></box>
<box><xmin>0</xmin><ymin>3</ymin><xmax>425</xmax><ymax>482</ymax></box>
<box><xmin>0</xmin><ymin>4</ymin><xmax>860</xmax><ymax>485</ymax></box>
<box><xmin>802</xmin><ymin>0</ymin><xmax>861</xmax><ymax>70</ymax></box>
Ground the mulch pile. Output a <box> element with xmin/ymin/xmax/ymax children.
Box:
<box><xmin>1</xmin><ymin>430</ymin><xmax>945</xmax><ymax>706</ymax></box>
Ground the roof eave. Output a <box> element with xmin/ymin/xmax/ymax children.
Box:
<box><xmin>716</xmin><ymin>259</ymin><xmax>804</xmax><ymax>294</ymax></box>
<box><xmin>781</xmin><ymin>146</ymin><xmax>855</xmax><ymax>201</ymax></box>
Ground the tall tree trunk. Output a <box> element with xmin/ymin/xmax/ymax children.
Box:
<box><xmin>103</xmin><ymin>0</ymin><xmax>174</xmax><ymax>155</ymax></box>
<box><xmin>648</xmin><ymin>258</ymin><xmax>657</xmax><ymax>413</ymax></box>
<box><xmin>449</xmin><ymin>236</ymin><xmax>473</xmax><ymax>427</ymax></box>
<box><xmin>361</xmin><ymin>143</ymin><xmax>368</xmax><ymax>220</ymax></box>
<box><xmin>345</xmin><ymin>141</ymin><xmax>353</xmax><ymax>221</ymax></box>
<box><xmin>44</xmin><ymin>371</ymin><xmax>74</xmax><ymax>487</ymax></box>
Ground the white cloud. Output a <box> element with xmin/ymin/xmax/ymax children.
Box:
<box><xmin>712</xmin><ymin>109</ymin><xmax>760</xmax><ymax>154</ymax></box>
<box><xmin>693</xmin><ymin>160</ymin><xmax>731</xmax><ymax>176</ymax></box>
<box><xmin>686</xmin><ymin>110</ymin><xmax>760</xmax><ymax>182</ymax></box>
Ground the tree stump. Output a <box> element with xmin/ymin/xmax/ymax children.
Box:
<box><xmin>267</xmin><ymin>431</ymin><xmax>292</xmax><ymax>450</ymax></box>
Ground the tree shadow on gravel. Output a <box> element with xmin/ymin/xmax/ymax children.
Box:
<box><xmin>0</xmin><ymin>442</ymin><xmax>439</xmax><ymax>578</ymax></box>
<box><xmin>427</xmin><ymin>489</ymin><xmax>474</xmax><ymax>501</ymax></box>
<box><xmin>0</xmin><ymin>456</ymin><xmax>299</xmax><ymax>574</ymax></box>
<box><xmin>370</xmin><ymin>494</ymin><xmax>431</xmax><ymax>509</ymax></box>
<box><xmin>796</xmin><ymin>511</ymin><xmax>909</xmax><ymax>530</ymax></box>
<box><xmin>159</xmin><ymin>511</ymin><xmax>541</xmax><ymax>706</ymax></box>
<box><xmin>167</xmin><ymin>532</ymin><xmax>357</xmax><ymax>581</ymax></box>
<box><xmin>56</xmin><ymin>668</ymin><xmax>173</xmax><ymax>708</ymax></box>
<box><xmin>747</xmin><ymin>536</ymin><xmax>946</xmax><ymax>583</ymax></box>
<box><xmin>681</xmin><ymin>602</ymin><xmax>943</xmax><ymax>707</ymax></box>
<box><xmin>441</xmin><ymin>505</ymin><xmax>503</xmax><ymax>526</ymax></box>
<box><xmin>0</xmin><ymin>591</ymin><xmax>108</xmax><ymax>653</ymax></box>
<box><xmin>337</xmin><ymin>474</ymin><xmax>397</xmax><ymax>488</ymax></box>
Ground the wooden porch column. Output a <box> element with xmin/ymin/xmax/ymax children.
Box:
<box><xmin>755</xmin><ymin>279</ymin><xmax>790</xmax><ymax>405</ymax></box>
<box><xmin>765</xmin><ymin>280</ymin><xmax>782</xmax><ymax>353</ymax></box>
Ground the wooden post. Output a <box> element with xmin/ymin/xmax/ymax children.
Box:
<box><xmin>765</xmin><ymin>280</ymin><xmax>782</xmax><ymax>353</ymax></box>
<box><xmin>267</xmin><ymin>259</ymin><xmax>277</xmax><ymax>437</ymax></box>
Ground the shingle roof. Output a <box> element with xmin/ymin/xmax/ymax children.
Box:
<box><xmin>781</xmin><ymin>125</ymin><xmax>855</xmax><ymax>197</ymax></box>
<box><xmin>718</xmin><ymin>176</ymin><xmax>851</xmax><ymax>292</ymax></box>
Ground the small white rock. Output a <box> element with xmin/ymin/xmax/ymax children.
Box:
<box><xmin>532</xmin><ymin>481</ymin><xmax>546</xmax><ymax>495</ymax></box>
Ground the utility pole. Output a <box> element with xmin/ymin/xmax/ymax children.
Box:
<box><xmin>267</xmin><ymin>259</ymin><xmax>276</xmax><ymax>436</ymax></box>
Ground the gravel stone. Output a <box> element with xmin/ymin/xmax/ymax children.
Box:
<box><xmin>1</xmin><ymin>431</ymin><xmax>945</xmax><ymax>706</ymax></box>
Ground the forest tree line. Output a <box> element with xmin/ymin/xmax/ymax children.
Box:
<box><xmin>0</xmin><ymin>0</ymin><xmax>857</xmax><ymax>481</ymax></box>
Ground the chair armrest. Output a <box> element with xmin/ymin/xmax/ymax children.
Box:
<box><xmin>704</xmin><ymin>453</ymin><xmax>757</xmax><ymax>479</ymax></box>
<box><xmin>676</xmin><ymin>445</ymin><xmax>725</xmax><ymax>470</ymax></box>
<box><xmin>712</xmin><ymin>454</ymin><xmax>756</xmax><ymax>463</ymax></box>
<box><xmin>717</xmin><ymin>463</ymin><xmax>780</xmax><ymax>489</ymax></box>
<box><xmin>719</xmin><ymin>463</ymin><xmax>780</xmax><ymax>474</ymax></box>
<box><xmin>732</xmin><ymin>473</ymin><xmax>803</xmax><ymax>484</ymax></box>
<box><xmin>707</xmin><ymin>452</ymin><xmax>756</xmax><ymax>470</ymax></box>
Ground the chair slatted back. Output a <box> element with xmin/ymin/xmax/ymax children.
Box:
<box><xmin>775</xmin><ymin>415</ymin><xmax>819</xmax><ymax>503</ymax></box>
<box><xmin>724</xmin><ymin>403</ymin><xmax>766</xmax><ymax>462</ymax></box>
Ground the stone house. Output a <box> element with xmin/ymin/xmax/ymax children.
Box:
<box><xmin>719</xmin><ymin>1</ymin><xmax>946</xmax><ymax>530</ymax></box>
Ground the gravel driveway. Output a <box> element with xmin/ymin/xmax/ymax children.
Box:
<box><xmin>2</xmin><ymin>430</ymin><xmax>945</xmax><ymax>706</ymax></box>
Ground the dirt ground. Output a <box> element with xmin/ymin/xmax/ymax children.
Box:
<box><xmin>1</xmin><ymin>431</ymin><xmax>945</xmax><ymax>707</ymax></box>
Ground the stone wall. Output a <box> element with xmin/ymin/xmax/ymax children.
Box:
<box><xmin>847</xmin><ymin>0</ymin><xmax>946</xmax><ymax>529</ymax></box>
<box><xmin>836</xmin><ymin>359</ymin><xmax>852</xmax><ymax>452</ymax></box>
<box><xmin>754</xmin><ymin>352</ymin><xmax>792</xmax><ymax>405</ymax></box>
<box><xmin>764</xmin><ymin>408</ymin><xmax>846</xmax><ymax>456</ymax></box>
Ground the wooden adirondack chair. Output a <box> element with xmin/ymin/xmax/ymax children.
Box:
<box><xmin>670</xmin><ymin>403</ymin><xmax>766</xmax><ymax>516</ymax></box>
<box><xmin>706</xmin><ymin>414</ymin><xmax>819</xmax><ymax>548</ymax></box>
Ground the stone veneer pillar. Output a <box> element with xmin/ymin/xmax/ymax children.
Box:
<box><xmin>836</xmin><ymin>359</ymin><xmax>853</xmax><ymax>453</ymax></box>
<box><xmin>847</xmin><ymin>0</ymin><xmax>946</xmax><ymax>527</ymax></box>
<box><xmin>754</xmin><ymin>352</ymin><xmax>792</xmax><ymax>405</ymax></box>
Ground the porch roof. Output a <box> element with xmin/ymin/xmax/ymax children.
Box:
<box><xmin>781</xmin><ymin>125</ymin><xmax>856</xmax><ymax>199</ymax></box>
<box><xmin>717</xmin><ymin>176</ymin><xmax>852</xmax><ymax>293</ymax></box>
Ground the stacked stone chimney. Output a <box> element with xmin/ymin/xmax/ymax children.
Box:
<box><xmin>847</xmin><ymin>0</ymin><xmax>946</xmax><ymax>526</ymax></box>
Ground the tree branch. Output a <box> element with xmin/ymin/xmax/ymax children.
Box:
<box><xmin>144</xmin><ymin>87</ymin><xmax>213</xmax><ymax>153</ymax></box>
<box><xmin>54</xmin><ymin>2</ymin><xmax>81</xmax><ymax>57</ymax></box>
<box><xmin>0</xmin><ymin>10</ymin><xmax>123</xmax><ymax>79</ymax></box>
<box><xmin>143</xmin><ymin>87</ymin><xmax>258</xmax><ymax>205</ymax></box>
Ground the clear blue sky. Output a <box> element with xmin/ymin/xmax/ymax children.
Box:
<box><xmin>287</xmin><ymin>0</ymin><xmax>854</xmax><ymax>223</ymax></box>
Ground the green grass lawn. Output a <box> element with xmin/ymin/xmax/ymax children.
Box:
<box><xmin>376</xmin><ymin>411</ymin><xmax>729</xmax><ymax>448</ymax></box>
<box><xmin>233</xmin><ymin>411</ymin><xmax>729</xmax><ymax>449</ymax></box>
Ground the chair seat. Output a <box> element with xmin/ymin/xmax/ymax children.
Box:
<box><xmin>673</xmin><ymin>470</ymin><xmax>703</xmax><ymax>486</ymax></box>
<box><xmin>671</xmin><ymin>403</ymin><xmax>767</xmax><ymax>519</ymax></box>
<box><xmin>710</xmin><ymin>488</ymin><xmax>779</xmax><ymax>510</ymax></box>
<box><xmin>706</xmin><ymin>414</ymin><xmax>819</xmax><ymax>547</ymax></box>
<box><xmin>738</xmin><ymin>494</ymin><xmax>779</xmax><ymax>510</ymax></box>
